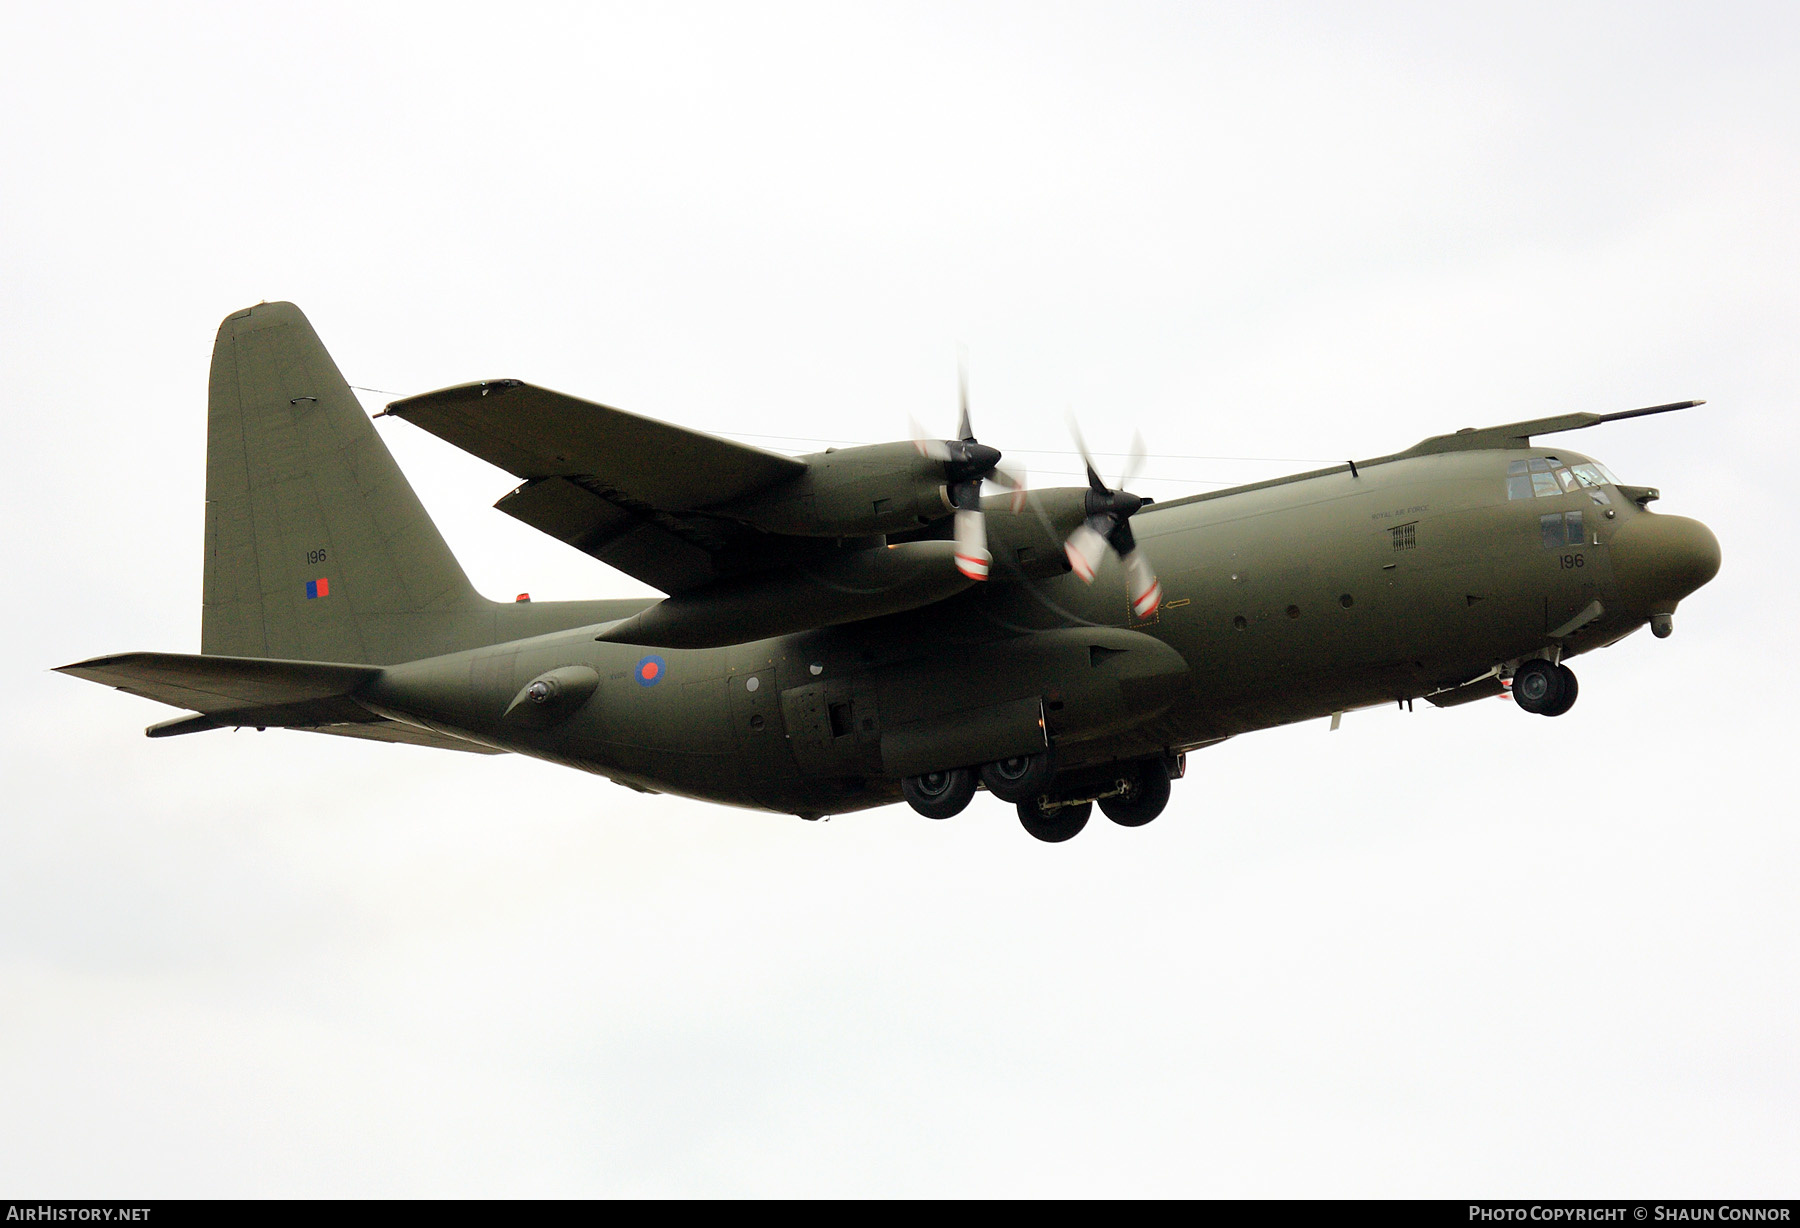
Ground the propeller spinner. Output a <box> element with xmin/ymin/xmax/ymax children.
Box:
<box><xmin>912</xmin><ymin>363</ymin><xmax>1026</xmax><ymax>581</ymax></box>
<box><xmin>1064</xmin><ymin>424</ymin><xmax>1162</xmax><ymax>619</ymax></box>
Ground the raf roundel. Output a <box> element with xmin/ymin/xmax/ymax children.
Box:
<box><xmin>635</xmin><ymin>655</ymin><xmax>666</xmax><ymax>687</ymax></box>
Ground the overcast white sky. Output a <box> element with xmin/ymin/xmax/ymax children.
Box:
<box><xmin>3</xmin><ymin>1</ymin><xmax>1797</xmax><ymax>1197</ymax></box>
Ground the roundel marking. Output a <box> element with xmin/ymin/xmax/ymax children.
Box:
<box><xmin>636</xmin><ymin>655</ymin><xmax>666</xmax><ymax>687</ymax></box>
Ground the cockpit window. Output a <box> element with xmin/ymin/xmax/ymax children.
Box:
<box><xmin>1509</xmin><ymin>457</ymin><xmax>1620</xmax><ymax>501</ymax></box>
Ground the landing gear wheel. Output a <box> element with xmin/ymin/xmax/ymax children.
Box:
<box><xmin>1099</xmin><ymin>762</ymin><xmax>1171</xmax><ymax>827</ymax></box>
<box><xmin>1512</xmin><ymin>659</ymin><xmax>1568</xmax><ymax>716</ymax></box>
<box><xmin>902</xmin><ymin>768</ymin><xmax>977</xmax><ymax>819</ymax></box>
<box><xmin>1543</xmin><ymin>664</ymin><xmax>1578</xmax><ymax>717</ymax></box>
<box><xmin>1017</xmin><ymin>796</ymin><xmax>1091</xmax><ymax>843</ymax></box>
<box><xmin>980</xmin><ymin>751</ymin><xmax>1055</xmax><ymax>803</ymax></box>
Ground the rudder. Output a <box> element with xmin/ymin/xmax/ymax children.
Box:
<box><xmin>202</xmin><ymin>302</ymin><xmax>484</xmax><ymax>664</ymax></box>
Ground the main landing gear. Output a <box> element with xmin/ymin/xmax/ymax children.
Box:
<box><xmin>1017</xmin><ymin>758</ymin><xmax>1174</xmax><ymax>841</ymax></box>
<box><xmin>1017</xmin><ymin>796</ymin><xmax>1092</xmax><ymax>843</ymax></box>
<box><xmin>1512</xmin><ymin>658</ymin><xmax>1579</xmax><ymax>717</ymax></box>
<box><xmin>901</xmin><ymin>750</ymin><xmax>1053</xmax><ymax>819</ymax></box>
<box><xmin>900</xmin><ymin>741</ymin><xmax>1051</xmax><ymax>817</ymax></box>
<box><xmin>1098</xmin><ymin>764</ymin><xmax>1171</xmax><ymax>828</ymax></box>
<box><xmin>900</xmin><ymin>767</ymin><xmax>977</xmax><ymax>819</ymax></box>
<box><xmin>979</xmin><ymin>751</ymin><xmax>1056</xmax><ymax>803</ymax></box>
<box><xmin>902</xmin><ymin>752</ymin><xmax>1181</xmax><ymax>841</ymax></box>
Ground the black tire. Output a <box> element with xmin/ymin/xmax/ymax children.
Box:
<box><xmin>1098</xmin><ymin>762</ymin><xmax>1172</xmax><ymax>827</ymax></box>
<box><xmin>980</xmin><ymin>751</ymin><xmax>1056</xmax><ymax>803</ymax></box>
<box><xmin>1512</xmin><ymin>659</ymin><xmax>1564</xmax><ymax>715</ymax></box>
<box><xmin>1017</xmin><ymin>796</ymin><xmax>1091</xmax><ymax>843</ymax></box>
<box><xmin>1543</xmin><ymin>664</ymin><xmax>1579</xmax><ymax>717</ymax></box>
<box><xmin>902</xmin><ymin>767</ymin><xmax>977</xmax><ymax>819</ymax></box>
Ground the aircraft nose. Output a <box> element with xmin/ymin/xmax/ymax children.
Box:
<box><xmin>1609</xmin><ymin>512</ymin><xmax>1721</xmax><ymax>610</ymax></box>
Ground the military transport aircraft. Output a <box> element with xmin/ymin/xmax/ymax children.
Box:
<box><xmin>57</xmin><ymin>303</ymin><xmax>1722</xmax><ymax>841</ymax></box>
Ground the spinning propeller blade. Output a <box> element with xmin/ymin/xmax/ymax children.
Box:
<box><xmin>910</xmin><ymin>355</ymin><xmax>1026</xmax><ymax>581</ymax></box>
<box><xmin>1061</xmin><ymin>417</ymin><xmax>1161</xmax><ymax>618</ymax></box>
<box><xmin>954</xmin><ymin>506</ymin><xmax>990</xmax><ymax>580</ymax></box>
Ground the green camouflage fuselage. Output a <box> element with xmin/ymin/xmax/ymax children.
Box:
<box><xmin>360</xmin><ymin>446</ymin><xmax>1716</xmax><ymax>818</ymax></box>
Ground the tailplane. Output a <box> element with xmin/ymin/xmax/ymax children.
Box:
<box><xmin>54</xmin><ymin>651</ymin><xmax>499</xmax><ymax>755</ymax></box>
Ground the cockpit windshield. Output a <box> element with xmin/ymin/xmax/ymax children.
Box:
<box><xmin>1507</xmin><ymin>456</ymin><xmax>1620</xmax><ymax>502</ymax></box>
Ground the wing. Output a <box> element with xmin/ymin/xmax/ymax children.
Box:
<box><xmin>384</xmin><ymin>380</ymin><xmax>808</xmax><ymax>593</ymax></box>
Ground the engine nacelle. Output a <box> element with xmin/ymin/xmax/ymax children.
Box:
<box><xmin>715</xmin><ymin>442</ymin><xmax>951</xmax><ymax>537</ymax></box>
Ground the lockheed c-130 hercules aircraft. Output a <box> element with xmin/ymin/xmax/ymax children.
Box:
<box><xmin>58</xmin><ymin>303</ymin><xmax>1722</xmax><ymax>842</ymax></box>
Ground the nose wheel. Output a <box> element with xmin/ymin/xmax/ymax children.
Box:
<box><xmin>1512</xmin><ymin>659</ymin><xmax>1579</xmax><ymax>717</ymax></box>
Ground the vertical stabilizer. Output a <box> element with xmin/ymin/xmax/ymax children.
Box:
<box><xmin>202</xmin><ymin>302</ymin><xmax>483</xmax><ymax>664</ymax></box>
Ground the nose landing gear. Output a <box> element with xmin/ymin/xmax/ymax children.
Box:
<box><xmin>1512</xmin><ymin>658</ymin><xmax>1579</xmax><ymax>717</ymax></box>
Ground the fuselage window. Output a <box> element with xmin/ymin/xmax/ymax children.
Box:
<box><xmin>1540</xmin><ymin>509</ymin><xmax>1586</xmax><ymax>549</ymax></box>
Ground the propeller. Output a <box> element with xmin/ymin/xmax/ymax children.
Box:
<box><xmin>1064</xmin><ymin>422</ymin><xmax>1162</xmax><ymax>620</ymax></box>
<box><xmin>911</xmin><ymin>360</ymin><xmax>1027</xmax><ymax>581</ymax></box>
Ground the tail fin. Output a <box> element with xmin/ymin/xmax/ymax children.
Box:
<box><xmin>203</xmin><ymin>302</ymin><xmax>485</xmax><ymax>664</ymax></box>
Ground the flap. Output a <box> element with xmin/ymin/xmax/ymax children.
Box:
<box><xmin>493</xmin><ymin>475</ymin><xmax>728</xmax><ymax>593</ymax></box>
<box><xmin>384</xmin><ymin>380</ymin><xmax>806</xmax><ymax>510</ymax></box>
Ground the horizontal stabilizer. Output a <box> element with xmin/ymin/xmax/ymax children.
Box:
<box><xmin>56</xmin><ymin>652</ymin><xmax>500</xmax><ymax>751</ymax></box>
<box><xmin>302</xmin><ymin>720</ymin><xmax>504</xmax><ymax>755</ymax></box>
<box><xmin>139</xmin><ymin>701</ymin><xmax>498</xmax><ymax>753</ymax></box>
<box><xmin>57</xmin><ymin>652</ymin><xmax>380</xmax><ymax>714</ymax></box>
<box><xmin>384</xmin><ymin>380</ymin><xmax>806</xmax><ymax>510</ymax></box>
